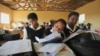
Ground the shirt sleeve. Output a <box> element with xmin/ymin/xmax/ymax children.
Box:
<box><xmin>22</xmin><ymin>27</ymin><xmax>28</xmax><ymax>40</ymax></box>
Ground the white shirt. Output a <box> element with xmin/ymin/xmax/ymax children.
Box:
<box><xmin>23</xmin><ymin>25</ymin><xmax>42</xmax><ymax>40</ymax></box>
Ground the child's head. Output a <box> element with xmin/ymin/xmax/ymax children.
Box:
<box><xmin>27</xmin><ymin>13</ymin><xmax>38</xmax><ymax>28</ymax></box>
<box><xmin>68</xmin><ymin>12</ymin><xmax>79</xmax><ymax>26</ymax></box>
<box><xmin>52</xmin><ymin>19</ymin><xmax>66</xmax><ymax>32</ymax></box>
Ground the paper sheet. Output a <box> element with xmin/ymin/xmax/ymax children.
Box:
<box><xmin>37</xmin><ymin>43</ymin><xmax>65</xmax><ymax>56</ymax></box>
<box><xmin>35</xmin><ymin>32</ymin><xmax>61</xmax><ymax>43</ymax></box>
<box><xmin>0</xmin><ymin>39</ymin><xmax>32</xmax><ymax>55</ymax></box>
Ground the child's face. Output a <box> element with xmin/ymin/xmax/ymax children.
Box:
<box><xmin>53</xmin><ymin>22</ymin><xmax>65</xmax><ymax>32</ymax></box>
<box><xmin>28</xmin><ymin>19</ymin><xmax>38</xmax><ymax>28</ymax></box>
<box><xmin>68</xmin><ymin>15</ymin><xmax>78</xmax><ymax>26</ymax></box>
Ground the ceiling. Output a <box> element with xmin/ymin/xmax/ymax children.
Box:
<box><xmin>0</xmin><ymin>0</ymin><xmax>95</xmax><ymax>11</ymax></box>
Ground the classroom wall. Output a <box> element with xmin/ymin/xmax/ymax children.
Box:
<box><xmin>76</xmin><ymin>0</ymin><xmax>100</xmax><ymax>29</ymax></box>
<box><xmin>13</xmin><ymin>11</ymin><xmax>69</xmax><ymax>25</ymax></box>
<box><xmin>0</xmin><ymin>4</ymin><xmax>13</xmax><ymax>29</ymax></box>
<box><xmin>0</xmin><ymin>0</ymin><xmax>100</xmax><ymax>29</ymax></box>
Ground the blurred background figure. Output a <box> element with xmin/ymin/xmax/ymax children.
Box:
<box><xmin>86</xmin><ymin>23</ymin><xmax>92</xmax><ymax>30</ymax></box>
<box><xmin>79</xmin><ymin>23</ymin><xmax>87</xmax><ymax>30</ymax></box>
<box><xmin>49</xmin><ymin>19</ymin><xmax>56</xmax><ymax>28</ymax></box>
<box><xmin>24</xmin><ymin>22</ymin><xmax>30</xmax><ymax>27</ymax></box>
<box><xmin>44</xmin><ymin>22</ymin><xmax>49</xmax><ymax>30</ymax></box>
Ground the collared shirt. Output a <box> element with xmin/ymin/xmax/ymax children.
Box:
<box><xmin>63</xmin><ymin>24</ymin><xmax>79</xmax><ymax>37</ymax></box>
<box><xmin>30</xmin><ymin>25</ymin><xmax>42</xmax><ymax>31</ymax></box>
<box><xmin>66</xmin><ymin>24</ymin><xmax>77</xmax><ymax>33</ymax></box>
<box><xmin>23</xmin><ymin>25</ymin><xmax>42</xmax><ymax>40</ymax></box>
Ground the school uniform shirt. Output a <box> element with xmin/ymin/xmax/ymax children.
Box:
<box><xmin>64</xmin><ymin>24</ymin><xmax>79</xmax><ymax>37</ymax></box>
<box><xmin>23</xmin><ymin>25</ymin><xmax>45</xmax><ymax>42</ymax></box>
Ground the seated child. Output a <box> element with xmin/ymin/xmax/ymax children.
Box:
<box><xmin>36</xmin><ymin>19</ymin><xmax>66</xmax><ymax>44</ymax></box>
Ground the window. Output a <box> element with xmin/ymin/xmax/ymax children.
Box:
<box><xmin>0</xmin><ymin>12</ymin><xmax>10</xmax><ymax>24</ymax></box>
<box><xmin>78</xmin><ymin>14</ymin><xmax>85</xmax><ymax>24</ymax></box>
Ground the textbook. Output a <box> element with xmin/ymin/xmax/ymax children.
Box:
<box><xmin>63</xmin><ymin>30</ymin><xmax>87</xmax><ymax>42</ymax></box>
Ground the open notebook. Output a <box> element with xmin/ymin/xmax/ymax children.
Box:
<box><xmin>63</xmin><ymin>30</ymin><xmax>88</xmax><ymax>42</ymax></box>
<box><xmin>37</xmin><ymin>43</ymin><xmax>65</xmax><ymax>56</ymax></box>
<box><xmin>0</xmin><ymin>39</ymin><xmax>32</xmax><ymax>55</ymax></box>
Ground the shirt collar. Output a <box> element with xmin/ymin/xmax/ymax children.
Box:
<box><xmin>66</xmin><ymin>24</ymin><xmax>77</xmax><ymax>32</ymax></box>
<box><xmin>30</xmin><ymin>25</ymin><xmax>42</xmax><ymax>30</ymax></box>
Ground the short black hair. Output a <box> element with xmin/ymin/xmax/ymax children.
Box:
<box><xmin>27</xmin><ymin>13</ymin><xmax>38</xmax><ymax>20</ymax></box>
<box><xmin>68</xmin><ymin>12</ymin><xmax>79</xmax><ymax>18</ymax></box>
<box><xmin>53</xmin><ymin>19</ymin><xmax>66</xmax><ymax>27</ymax></box>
